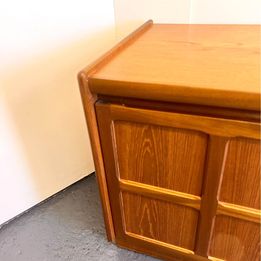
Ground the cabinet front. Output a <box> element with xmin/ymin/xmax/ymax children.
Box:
<box><xmin>95</xmin><ymin>102</ymin><xmax>260</xmax><ymax>261</ymax></box>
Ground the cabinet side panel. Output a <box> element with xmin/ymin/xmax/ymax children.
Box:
<box><xmin>209</xmin><ymin>215</ymin><xmax>260</xmax><ymax>261</ymax></box>
<box><xmin>114</xmin><ymin>121</ymin><xmax>208</xmax><ymax>196</ymax></box>
<box><xmin>122</xmin><ymin>192</ymin><xmax>199</xmax><ymax>251</ymax></box>
<box><xmin>78</xmin><ymin>75</ymin><xmax>115</xmax><ymax>241</ymax></box>
<box><xmin>219</xmin><ymin>138</ymin><xmax>260</xmax><ymax>209</ymax></box>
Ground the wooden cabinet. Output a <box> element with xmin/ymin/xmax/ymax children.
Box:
<box><xmin>78</xmin><ymin>21</ymin><xmax>260</xmax><ymax>261</ymax></box>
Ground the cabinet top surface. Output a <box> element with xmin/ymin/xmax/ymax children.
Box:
<box><xmin>88</xmin><ymin>23</ymin><xmax>261</xmax><ymax>110</ymax></box>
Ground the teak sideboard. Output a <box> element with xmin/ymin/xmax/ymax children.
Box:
<box><xmin>78</xmin><ymin>21</ymin><xmax>261</xmax><ymax>261</ymax></box>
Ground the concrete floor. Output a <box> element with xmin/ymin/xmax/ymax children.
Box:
<box><xmin>0</xmin><ymin>173</ymin><xmax>158</xmax><ymax>261</ymax></box>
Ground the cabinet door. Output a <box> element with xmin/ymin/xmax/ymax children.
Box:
<box><xmin>208</xmin><ymin>138</ymin><xmax>260</xmax><ymax>261</ymax></box>
<box><xmin>95</xmin><ymin>102</ymin><xmax>260</xmax><ymax>261</ymax></box>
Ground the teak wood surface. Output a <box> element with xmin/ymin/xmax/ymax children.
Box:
<box><xmin>78</xmin><ymin>21</ymin><xmax>261</xmax><ymax>261</ymax></box>
<box><xmin>89</xmin><ymin>24</ymin><xmax>260</xmax><ymax>111</ymax></box>
<box><xmin>95</xmin><ymin>102</ymin><xmax>260</xmax><ymax>261</ymax></box>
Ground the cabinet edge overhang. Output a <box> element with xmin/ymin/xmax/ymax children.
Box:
<box><xmin>88</xmin><ymin>77</ymin><xmax>261</xmax><ymax>112</ymax></box>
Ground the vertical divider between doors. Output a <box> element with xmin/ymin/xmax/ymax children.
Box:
<box><xmin>195</xmin><ymin>136</ymin><xmax>229</xmax><ymax>257</ymax></box>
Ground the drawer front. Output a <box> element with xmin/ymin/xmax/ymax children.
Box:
<box><xmin>95</xmin><ymin>102</ymin><xmax>260</xmax><ymax>261</ymax></box>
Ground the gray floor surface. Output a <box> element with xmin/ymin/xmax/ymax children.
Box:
<box><xmin>0</xmin><ymin>174</ymin><xmax>158</xmax><ymax>261</ymax></box>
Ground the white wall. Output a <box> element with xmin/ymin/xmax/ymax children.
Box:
<box><xmin>190</xmin><ymin>0</ymin><xmax>261</xmax><ymax>24</ymax></box>
<box><xmin>114</xmin><ymin>0</ymin><xmax>191</xmax><ymax>38</ymax></box>
<box><xmin>114</xmin><ymin>0</ymin><xmax>261</xmax><ymax>39</ymax></box>
<box><xmin>0</xmin><ymin>0</ymin><xmax>115</xmax><ymax>225</ymax></box>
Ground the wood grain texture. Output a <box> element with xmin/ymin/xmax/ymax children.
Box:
<box><xmin>96</xmin><ymin>102</ymin><xmax>261</xmax><ymax>261</ymax></box>
<box><xmin>80</xmin><ymin>21</ymin><xmax>261</xmax><ymax>261</ymax></box>
<box><xmin>219</xmin><ymin>138</ymin><xmax>261</xmax><ymax>209</ymax></box>
<box><xmin>80</xmin><ymin>20</ymin><xmax>153</xmax><ymax>77</ymax></box>
<box><xmin>77</xmin><ymin>20</ymin><xmax>153</xmax><ymax>242</ymax></box>
<box><xmin>114</xmin><ymin>121</ymin><xmax>207</xmax><ymax>195</ymax></box>
<box><xmin>115</xmin><ymin>234</ymin><xmax>209</xmax><ymax>261</ymax></box>
<box><xmin>217</xmin><ymin>201</ymin><xmax>261</xmax><ymax>224</ymax></box>
<box><xmin>209</xmin><ymin>216</ymin><xmax>261</xmax><ymax>261</ymax></box>
<box><xmin>98</xmin><ymin>95</ymin><xmax>261</xmax><ymax>123</ymax></box>
<box><xmin>90</xmin><ymin>24</ymin><xmax>260</xmax><ymax>110</ymax></box>
<box><xmin>95</xmin><ymin>102</ymin><xmax>209</xmax><ymax>260</ymax></box>
<box><xmin>95</xmin><ymin>102</ymin><xmax>127</xmax><ymax>242</ymax></box>
<box><xmin>208</xmin><ymin>257</ymin><xmax>225</xmax><ymax>261</ymax></box>
<box><xmin>120</xmin><ymin>179</ymin><xmax>201</xmax><ymax>210</ymax></box>
<box><xmin>126</xmin><ymin>232</ymin><xmax>194</xmax><ymax>255</ymax></box>
<box><xmin>121</xmin><ymin>192</ymin><xmax>199</xmax><ymax>251</ymax></box>
<box><xmin>110</xmin><ymin>104</ymin><xmax>260</xmax><ymax>139</ymax></box>
<box><xmin>195</xmin><ymin>137</ymin><xmax>229</xmax><ymax>257</ymax></box>
<box><xmin>78</xmin><ymin>73</ymin><xmax>115</xmax><ymax>241</ymax></box>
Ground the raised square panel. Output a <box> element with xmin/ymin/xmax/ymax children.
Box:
<box><xmin>121</xmin><ymin>192</ymin><xmax>199</xmax><ymax>250</ymax></box>
<box><xmin>114</xmin><ymin>121</ymin><xmax>208</xmax><ymax>196</ymax></box>
<box><xmin>219</xmin><ymin>138</ymin><xmax>260</xmax><ymax>209</ymax></box>
<box><xmin>209</xmin><ymin>215</ymin><xmax>260</xmax><ymax>261</ymax></box>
